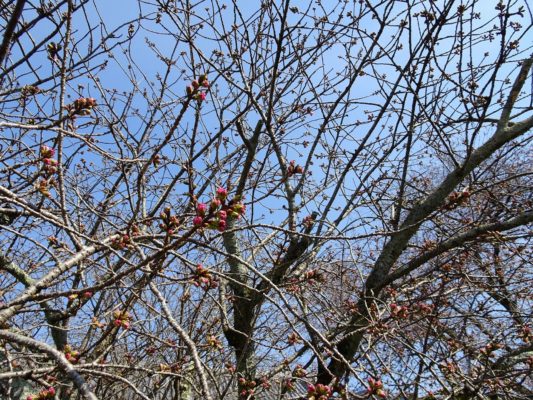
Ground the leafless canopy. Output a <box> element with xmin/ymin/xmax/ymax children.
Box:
<box><xmin>1</xmin><ymin>0</ymin><xmax>532</xmax><ymax>399</ymax></box>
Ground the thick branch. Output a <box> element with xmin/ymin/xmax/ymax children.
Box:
<box><xmin>0</xmin><ymin>329</ymin><xmax>98</xmax><ymax>400</ymax></box>
<box><xmin>0</xmin><ymin>0</ymin><xmax>26</xmax><ymax>67</ymax></box>
<box><xmin>317</xmin><ymin>57</ymin><xmax>533</xmax><ymax>384</ymax></box>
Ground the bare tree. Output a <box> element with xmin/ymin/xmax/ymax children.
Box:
<box><xmin>1</xmin><ymin>1</ymin><xmax>532</xmax><ymax>399</ymax></box>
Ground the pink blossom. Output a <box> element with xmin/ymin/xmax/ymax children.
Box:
<box><xmin>218</xmin><ymin>210</ymin><xmax>227</xmax><ymax>220</ymax></box>
<box><xmin>198</xmin><ymin>91</ymin><xmax>207</xmax><ymax>101</ymax></box>
<box><xmin>40</xmin><ymin>145</ymin><xmax>55</xmax><ymax>158</ymax></box>
<box><xmin>218</xmin><ymin>219</ymin><xmax>227</xmax><ymax>232</ymax></box>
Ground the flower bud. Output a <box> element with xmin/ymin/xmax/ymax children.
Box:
<box><xmin>193</xmin><ymin>216</ymin><xmax>203</xmax><ymax>226</ymax></box>
<box><xmin>216</xmin><ymin>187</ymin><xmax>228</xmax><ymax>200</ymax></box>
<box><xmin>210</xmin><ymin>198</ymin><xmax>222</xmax><ymax>210</ymax></box>
<box><xmin>196</xmin><ymin>203</ymin><xmax>207</xmax><ymax>216</ymax></box>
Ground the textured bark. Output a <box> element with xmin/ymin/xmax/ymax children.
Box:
<box><xmin>0</xmin><ymin>0</ymin><xmax>26</xmax><ymax>67</ymax></box>
<box><xmin>0</xmin><ymin>330</ymin><xmax>98</xmax><ymax>399</ymax></box>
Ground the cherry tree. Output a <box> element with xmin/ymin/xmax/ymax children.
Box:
<box><xmin>0</xmin><ymin>0</ymin><xmax>532</xmax><ymax>399</ymax></box>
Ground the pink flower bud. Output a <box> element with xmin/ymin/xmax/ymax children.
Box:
<box><xmin>196</xmin><ymin>203</ymin><xmax>207</xmax><ymax>215</ymax></box>
<box><xmin>216</xmin><ymin>187</ymin><xmax>228</xmax><ymax>200</ymax></box>
<box><xmin>192</xmin><ymin>80</ymin><xmax>200</xmax><ymax>89</ymax></box>
<box><xmin>83</xmin><ymin>291</ymin><xmax>93</xmax><ymax>299</ymax></box>
<box><xmin>193</xmin><ymin>216</ymin><xmax>203</xmax><ymax>226</ymax></box>
<box><xmin>218</xmin><ymin>219</ymin><xmax>226</xmax><ymax>232</ymax></box>
<box><xmin>218</xmin><ymin>210</ymin><xmax>227</xmax><ymax>220</ymax></box>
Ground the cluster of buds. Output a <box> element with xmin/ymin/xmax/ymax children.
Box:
<box><xmin>40</xmin><ymin>145</ymin><xmax>58</xmax><ymax>176</ymax></box>
<box><xmin>37</xmin><ymin>178</ymin><xmax>54</xmax><ymax>197</ymax></box>
<box><xmin>64</xmin><ymin>345</ymin><xmax>80</xmax><ymax>364</ymax></box>
<box><xmin>192</xmin><ymin>264</ymin><xmax>218</xmax><ymax>290</ymax></box>
<box><xmin>68</xmin><ymin>291</ymin><xmax>93</xmax><ymax>302</ymax></box>
<box><xmin>238</xmin><ymin>377</ymin><xmax>256</xmax><ymax>399</ymax></box>
<box><xmin>65</xmin><ymin>97</ymin><xmax>96</xmax><ymax>117</ymax></box>
<box><xmin>413</xmin><ymin>302</ymin><xmax>434</xmax><ymax>316</ymax></box>
<box><xmin>302</xmin><ymin>213</ymin><xmax>316</xmax><ymax>229</ymax></box>
<box><xmin>285</xmin><ymin>271</ymin><xmax>323</xmax><ymax>294</ymax></box>
<box><xmin>480</xmin><ymin>342</ymin><xmax>503</xmax><ymax>357</ymax></box>
<box><xmin>285</xmin><ymin>277</ymin><xmax>301</xmax><ymax>294</ymax></box>
<box><xmin>284</xmin><ymin>379</ymin><xmax>296</xmax><ymax>392</ymax></box>
<box><xmin>343</xmin><ymin>299</ymin><xmax>360</xmax><ymax>315</ymax></box>
<box><xmin>288</xmin><ymin>332</ymin><xmax>302</xmax><ymax>346</ymax></box>
<box><xmin>159</xmin><ymin>363</ymin><xmax>182</xmax><ymax>373</ymax></box>
<box><xmin>112</xmin><ymin>310</ymin><xmax>131</xmax><ymax>329</ymax></box>
<box><xmin>206</xmin><ymin>334</ymin><xmax>223</xmax><ymax>350</ymax></box>
<box><xmin>439</xmin><ymin>361</ymin><xmax>457</xmax><ymax>375</ymax></box>
<box><xmin>259</xmin><ymin>376</ymin><xmax>271</xmax><ymax>390</ymax></box>
<box><xmin>293</xmin><ymin>364</ymin><xmax>307</xmax><ymax>378</ymax></box>
<box><xmin>287</xmin><ymin>160</ymin><xmax>304</xmax><ymax>177</ymax></box>
<box><xmin>91</xmin><ymin>317</ymin><xmax>105</xmax><ymax>329</ymax></box>
<box><xmin>153</xmin><ymin>154</ymin><xmax>161</xmax><ymax>168</ymax></box>
<box><xmin>390</xmin><ymin>303</ymin><xmax>409</xmax><ymax>319</ymax></box>
<box><xmin>367</xmin><ymin>378</ymin><xmax>387</xmax><ymax>398</ymax></box>
<box><xmin>443</xmin><ymin>188</ymin><xmax>470</xmax><ymax>210</ymax></box>
<box><xmin>47</xmin><ymin>236</ymin><xmax>62</xmax><ymax>248</ymax></box>
<box><xmin>304</xmin><ymin>269</ymin><xmax>325</xmax><ymax>285</ymax></box>
<box><xmin>22</xmin><ymin>85</ymin><xmax>41</xmax><ymax>97</ymax></box>
<box><xmin>519</xmin><ymin>325</ymin><xmax>531</xmax><ymax>343</ymax></box>
<box><xmin>307</xmin><ymin>383</ymin><xmax>333</xmax><ymax>400</ymax></box>
<box><xmin>367</xmin><ymin>320</ymin><xmax>390</xmax><ymax>336</ymax></box>
<box><xmin>192</xmin><ymin>187</ymin><xmax>245</xmax><ymax>231</ymax></box>
<box><xmin>47</xmin><ymin>42</ymin><xmax>62</xmax><ymax>59</ymax></box>
<box><xmin>26</xmin><ymin>387</ymin><xmax>55</xmax><ymax>400</ymax></box>
<box><xmin>111</xmin><ymin>233</ymin><xmax>131</xmax><ymax>250</ymax></box>
<box><xmin>160</xmin><ymin>206</ymin><xmax>180</xmax><ymax>235</ymax></box>
<box><xmin>225</xmin><ymin>362</ymin><xmax>236</xmax><ymax>373</ymax></box>
<box><xmin>186</xmin><ymin>74</ymin><xmax>209</xmax><ymax>102</ymax></box>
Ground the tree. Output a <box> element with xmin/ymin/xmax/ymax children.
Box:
<box><xmin>0</xmin><ymin>0</ymin><xmax>532</xmax><ymax>399</ymax></box>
